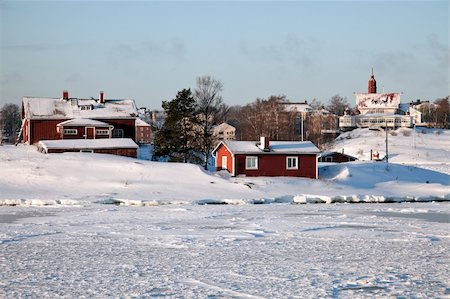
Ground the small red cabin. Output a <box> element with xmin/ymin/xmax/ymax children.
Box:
<box><xmin>318</xmin><ymin>151</ymin><xmax>358</xmax><ymax>163</ymax></box>
<box><xmin>213</xmin><ymin>137</ymin><xmax>320</xmax><ymax>178</ymax></box>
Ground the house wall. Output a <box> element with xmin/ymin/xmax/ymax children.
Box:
<box><xmin>29</xmin><ymin>118</ymin><xmax>136</xmax><ymax>144</ymax></box>
<box><xmin>60</xmin><ymin>126</ymin><xmax>111</xmax><ymax>139</ymax></box>
<box><xmin>235</xmin><ymin>154</ymin><xmax>317</xmax><ymax>178</ymax></box>
<box><xmin>215</xmin><ymin>144</ymin><xmax>233</xmax><ymax>172</ymax></box>
<box><xmin>30</xmin><ymin>119</ymin><xmax>66</xmax><ymax>144</ymax></box>
<box><xmin>136</xmin><ymin>126</ymin><xmax>151</xmax><ymax>144</ymax></box>
<box><xmin>46</xmin><ymin>148</ymin><xmax>137</xmax><ymax>158</ymax></box>
<box><xmin>103</xmin><ymin>119</ymin><xmax>136</xmax><ymax>140</ymax></box>
<box><xmin>319</xmin><ymin>153</ymin><xmax>356</xmax><ymax>163</ymax></box>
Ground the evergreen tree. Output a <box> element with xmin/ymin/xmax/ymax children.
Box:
<box><xmin>154</xmin><ymin>89</ymin><xmax>199</xmax><ymax>163</ymax></box>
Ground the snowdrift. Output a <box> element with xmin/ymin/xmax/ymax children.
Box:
<box><xmin>0</xmin><ymin>129</ymin><xmax>449</xmax><ymax>207</ymax></box>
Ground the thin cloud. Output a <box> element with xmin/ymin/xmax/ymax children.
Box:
<box><xmin>239</xmin><ymin>35</ymin><xmax>318</xmax><ymax>70</ymax></box>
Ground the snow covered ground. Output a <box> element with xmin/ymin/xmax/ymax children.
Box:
<box><xmin>0</xmin><ymin>128</ymin><xmax>449</xmax><ymax>297</ymax></box>
<box><xmin>1</xmin><ymin>203</ymin><xmax>449</xmax><ymax>297</ymax></box>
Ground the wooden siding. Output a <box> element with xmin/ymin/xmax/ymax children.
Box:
<box><xmin>103</xmin><ymin>119</ymin><xmax>136</xmax><ymax>140</ymax></box>
<box><xmin>215</xmin><ymin>144</ymin><xmax>233</xmax><ymax>173</ymax></box>
<box><xmin>30</xmin><ymin>119</ymin><xmax>67</xmax><ymax>144</ymax></box>
<box><xmin>318</xmin><ymin>152</ymin><xmax>357</xmax><ymax>163</ymax></box>
<box><xmin>235</xmin><ymin>154</ymin><xmax>317</xmax><ymax>178</ymax></box>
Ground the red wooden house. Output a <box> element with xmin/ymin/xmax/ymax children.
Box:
<box><xmin>213</xmin><ymin>137</ymin><xmax>320</xmax><ymax>178</ymax></box>
<box><xmin>318</xmin><ymin>151</ymin><xmax>358</xmax><ymax>163</ymax></box>
<box><xmin>20</xmin><ymin>91</ymin><xmax>150</xmax><ymax>158</ymax></box>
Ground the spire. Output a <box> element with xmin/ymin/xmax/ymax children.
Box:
<box><xmin>368</xmin><ymin>67</ymin><xmax>377</xmax><ymax>93</ymax></box>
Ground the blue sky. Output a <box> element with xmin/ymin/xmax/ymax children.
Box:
<box><xmin>1</xmin><ymin>1</ymin><xmax>448</xmax><ymax>109</ymax></box>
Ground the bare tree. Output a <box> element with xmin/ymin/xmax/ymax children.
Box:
<box><xmin>326</xmin><ymin>94</ymin><xmax>348</xmax><ymax>116</ymax></box>
<box><xmin>194</xmin><ymin>75</ymin><xmax>224</xmax><ymax>169</ymax></box>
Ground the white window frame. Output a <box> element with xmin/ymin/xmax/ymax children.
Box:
<box><xmin>245</xmin><ymin>156</ymin><xmax>258</xmax><ymax>170</ymax></box>
<box><xmin>286</xmin><ymin>156</ymin><xmax>299</xmax><ymax>170</ymax></box>
<box><xmin>64</xmin><ymin>128</ymin><xmax>78</xmax><ymax>135</ymax></box>
<box><xmin>96</xmin><ymin>129</ymin><xmax>109</xmax><ymax>135</ymax></box>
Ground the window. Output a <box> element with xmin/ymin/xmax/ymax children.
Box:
<box><xmin>64</xmin><ymin>129</ymin><xmax>77</xmax><ymax>135</ymax></box>
<box><xmin>286</xmin><ymin>156</ymin><xmax>298</xmax><ymax>170</ymax></box>
<box><xmin>79</xmin><ymin>105</ymin><xmax>93</xmax><ymax>110</ymax></box>
<box><xmin>113</xmin><ymin>129</ymin><xmax>124</xmax><ymax>138</ymax></box>
<box><xmin>245</xmin><ymin>156</ymin><xmax>258</xmax><ymax>170</ymax></box>
<box><xmin>96</xmin><ymin>129</ymin><xmax>109</xmax><ymax>135</ymax></box>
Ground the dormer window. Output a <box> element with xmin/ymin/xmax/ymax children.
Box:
<box><xmin>79</xmin><ymin>105</ymin><xmax>93</xmax><ymax>111</ymax></box>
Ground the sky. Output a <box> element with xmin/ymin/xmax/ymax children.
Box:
<box><xmin>0</xmin><ymin>1</ymin><xmax>448</xmax><ymax>110</ymax></box>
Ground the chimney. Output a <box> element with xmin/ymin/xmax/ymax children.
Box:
<box><xmin>99</xmin><ymin>91</ymin><xmax>104</xmax><ymax>104</ymax></box>
<box><xmin>63</xmin><ymin>90</ymin><xmax>69</xmax><ymax>100</ymax></box>
<box><xmin>259</xmin><ymin>136</ymin><xmax>270</xmax><ymax>151</ymax></box>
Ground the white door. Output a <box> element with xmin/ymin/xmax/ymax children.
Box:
<box><xmin>221</xmin><ymin>156</ymin><xmax>228</xmax><ymax>170</ymax></box>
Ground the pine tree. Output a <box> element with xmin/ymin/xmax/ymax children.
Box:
<box><xmin>154</xmin><ymin>89</ymin><xmax>199</xmax><ymax>163</ymax></box>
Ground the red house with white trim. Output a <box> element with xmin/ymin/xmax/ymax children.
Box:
<box><xmin>213</xmin><ymin>137</ymin><xmax>320</xmax><ymax>178</ymax></box>
<box><xmin>21</xmin><ymin>90</ymin><xmax>143</xmax><ymax>145</ymax></box>
<box><xmin>19</xmin><ymin>90</ymin><xmax>149</xmax><ymax>158</ymax></box>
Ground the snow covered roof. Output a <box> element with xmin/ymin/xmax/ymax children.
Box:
<box><xmin>57</xmin><ymin>119</ymin><xmax>111</xmax><ymax>127</ymax></box>
<box><xmin>22</xmin><ymin>97</ymin><xmax>138</xmax><ymax>120</ymax></box>
<box><xmin>318</xmin><ymin>151</ymin><xmax>358</xmax><ymax>160</ymax></box>
<box><xmin>212</xmin><ymin>122</ymin><xmax>236</xmax><ymax>131</ymax></box>
<box><xmin>216</xmin><ymin>140</ymin><xmax>320</xmax><ymax>155</ymax></box>
<box><xmin>135</xmin><ymin>119</ymin><xmax>151</xmax><ymax>127</ymax></box>
<box><xmin>38</xmin><ymin>138</ymin><xmax>138</xmax><ymax>150</ymax></box>
<box><xmin>282</xmin><ymin>102</ymin><xmax>313</xmax><ymax>113</ymax></box>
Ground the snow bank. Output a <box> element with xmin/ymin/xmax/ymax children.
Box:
<box><xmin>0</xmin><ymin>198</ymin><xmax>80</xmax><ymax>206</ymax></box>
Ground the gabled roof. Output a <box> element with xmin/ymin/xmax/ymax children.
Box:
<box><xmin>213</xmin><ymin>140</ymin><xmax>320</xmax><ymax>155</ymax></box>
<box><xmin>37</xmin><ymin>138</ymin><xmax>138</xmax><ymax>150</ymax></box>
<box><xmin>212</xmin><ymin>122</ymin><xmax>236</xmax><ymax>131</ymax></box>
<box><xmin>22</xmin><ymin>97</ymin><xmax>138</xmax><ymax>120</ymax></box>
<box><xmin>57</xmin><ymin>119</ymin><xmax>111</xmax><ymax>127</ymax></box>
<box><xmin>135</xmin><ymin>119</ymin><xmax>151</xmax><ymax>127</ymax></box>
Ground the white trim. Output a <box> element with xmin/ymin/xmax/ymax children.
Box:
<box><xmin>64</xmin><ymin>128</ymin><xmax>78</xmax><ymax>135</ymax></box>
<box><xmin>245</xmin><ymin>156</ymin><xmax>258</xmax><ymax>170</ymax></box>
<box><xmin>286</xmin><ymin>156</ymin><xmax>299</xmax><ymax>170</ymax></box>
<box><xmin>221</xmin><ymin>156</ymin><xmax>228</xmax><ymax>170</ymax></box>
<box><xmin>96</xmin><ymin>129</ymin><xmax>109</xmax><ymax>135</ymax></box>
<box><xmin>315</xmin><ymin>154</ymin><xmax>318</xmax><ymax>179</ymax></box>
<box><xmin>232</xmin><ymin>154</ymin><xmax>235</xmax><ymax>176</ymax></box>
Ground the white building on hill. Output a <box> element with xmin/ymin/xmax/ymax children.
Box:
<box><xmin>339</xmin><ymin>70</ymin><xmax>417</xmax><ymax>130</ymax></box>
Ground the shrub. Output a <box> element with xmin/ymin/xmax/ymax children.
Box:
<box><xmin>420</xmin><ymin>129</ymin><xmax>427</xmax><ymax>134</ymax></box>
<box><xmin>390</xmin><ymin>131</ymin><xmax>398</xmax><ymax>136</ymax></box>
<box><xmin>402</xmin><ymin>130</ymin><xmax>411</xmax><ymax>137</ymax></box>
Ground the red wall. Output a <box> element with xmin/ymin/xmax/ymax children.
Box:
<box><xmin>235</xmin><ymin>154</ymin><xmax>317</xmax><ymax>178</ymax></box>
<box><xmin>29</xmin><ymin>118</ymin><xmax>136</xmax><ymax>144</ymax></box>
<box><xmin>215</xmin><ymin>144</ymin><xmax>233</xmax><ymax>172</ymax></box>
<box><xmin>30</xmin><ymin>119</ymin><xmax>66</xmax><ymax>144</ymax></box>
<box><xmin>136</xmin><ymin>126</ymin><xmax>151</xmax><ymax>144</ymax></box>
<box><xmin>104</xmin><ymin>119</ymin><xmax>136</xmax><ymax>140</ymax></box>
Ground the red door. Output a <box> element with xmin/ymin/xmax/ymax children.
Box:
<box><xmin>86</xmin><ymin>127</ymin><xmax>95</xmax><ymax>139</ymax></box>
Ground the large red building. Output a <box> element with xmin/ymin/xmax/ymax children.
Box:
<box><xmin>213</xmin><ymin>137</ymin><xmax>320</xmax><ymax>178</ymax></box>
<box><xmin>20</xmin><ymin>91</ymin><xmax>148</xmax><ymax>158</ymax></box>
<box><xmin>21</xmin><ymin>90</ymin><xmax>142</xmax><ymax>144</ymax></box>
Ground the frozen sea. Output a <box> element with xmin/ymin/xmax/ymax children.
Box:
<box><xmin>1</xmin><ymin>202</ymin><xmax>448</xmax><ymax>298</ymax></box>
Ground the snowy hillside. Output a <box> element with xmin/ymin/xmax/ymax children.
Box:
<box><xmin>329</xmin><ymin>127</ymin><xmax>449</xmax><ymax>174</ymax></box>
<box><xmin>0</xmin><ymin>128</ymin><xmax>448</xmax><ymax>206</ymax></box>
